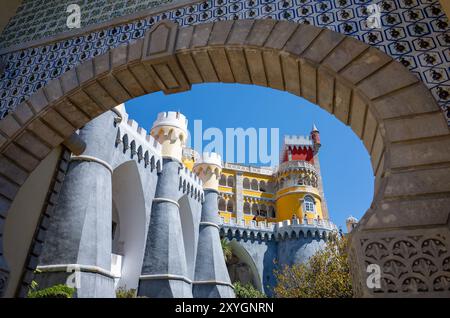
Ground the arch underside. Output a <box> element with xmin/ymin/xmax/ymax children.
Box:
<box><xmin>0</xmin><ymin>19</ymin><xmax>449</xmax><ymax>297</ymax></box>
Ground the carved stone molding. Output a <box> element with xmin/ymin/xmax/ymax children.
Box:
<box><xmin>350</xmin><ymin>226</ymin><xmax>450</xmax><ymax>297</ymax></box>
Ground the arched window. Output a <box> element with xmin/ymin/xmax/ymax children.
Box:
<box><xmin>303</xmin><ymin>196</ymin><xmax>315</xmax><ymax>213</ymax></box>
<box><xmin>279</xmin><ymin>178</ymin><xmax>285</xmax><ymax>189</ymax></box>
<box><xmin>268</xmin><ymin>206</ymin><xmax>275</xmax><ymax>218</ymax></box>
<box><xmin>227</xmin><ymin>200</ymin><xmax>234</xmax><ymax>213</ymax></box>
<box><xmin>259</xmin><ymin>180</ymin><xmax>266</xmax><ymax>192</ymax></box>
<box><xmin>227</xmin><ymin>175</ymin><xmax>234</xmax><ymax>187</ymax></box>
<box><xmin>218</xmin><ymin>198</ymin><xmax>226</xmax><ymax>211</ymax></box>
<box><xmin>243</xmin><ymin>178</ymin><xmax>250</xmax><ymax>189</ymax></box>
<box><xmin>251</xmin><ymin>203</ymin><xmax>258</xmax><ymax>215</ymax></box>
<box><xmin>243</xmin><ymin>202</ymin><xmax>251</xmax><ymax>214</ymax></box>
<box><xmin>251</xmin><ymin>179</ymin><xmax>259</xmax><ymax>191</ymax></box>
<box><xmin>219</xmin><ymin>175</ymin><xmax>227</xmax><ymax>186</ymax></box>
<box><xmin>259</xmin><ymin>204</ymin><xmax>267</xmax><ymax>217</ymax></box>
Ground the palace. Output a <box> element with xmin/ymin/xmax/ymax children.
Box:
<box><xmin>3</xmin><ymin>104</ymin><xmax>336</xmax><ymax>298</ymax></box>
<box><xmin>1</xmin><ymin>0</ymin><xmax>449</xmax><ymax>299</ymax></box>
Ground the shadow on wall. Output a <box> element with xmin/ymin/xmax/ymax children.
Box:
<box><xmin>111</xmin><ymin>160</ymin><xmax>147</xmax><ymax>291</ymax></box>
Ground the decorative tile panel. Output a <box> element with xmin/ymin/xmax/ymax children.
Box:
<box><xmin>0</xmin><ymin>0</ymin><xmax>449</xmax><ymax>125</ymax></box>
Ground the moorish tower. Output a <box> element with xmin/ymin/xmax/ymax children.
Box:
<box><xmin>193</xmin><ymin>153</ymin><xmax>235</xmax><ymax>298</ymax></box>
<box><xmin>274</xmin><ymin>125</ymin><xmax>328</xmax><ymax>223</ymax></box>
<box><xmin>138</xmin><ymin>111</ymin><xmax>192</xmax><ymax>297</ymax></box>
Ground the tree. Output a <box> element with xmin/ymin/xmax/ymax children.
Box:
<box><xmin>273</xmin><ymin>235</ymin><xmax>353</xmax><ymax>298</ymax></box>
<box><xmin>221</xmin><ymin>238</ymin><xmax>232</xmax><ymax>263</ymax></box>
<box><xmin>233</xmin><ymin>282</ymin><xmax>266</xmax><ymax>298</ymax></box>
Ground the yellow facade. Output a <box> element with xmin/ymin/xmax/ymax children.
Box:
<box><xmin>275</xmin><ymin>189</ymin><xmax>323</xmax><ymax>221</ymax></box>
<box><xmin>183</xmin><ymin>148</ymin><xmax>326</xmax><ymax>225</ymax></box>
<box><xmin>216</xmin><ymin>165</ymin><xmax>323</xmax><ymax>224</ymax></box>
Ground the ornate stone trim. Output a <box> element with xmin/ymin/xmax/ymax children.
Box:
<box><xmin>139</xmin><ymin>274</ymin><xmax>192</xmax><ymax>284</ymax></box>
<box><xmin>36</xmin><ymin>264</ymin><xmax>115</xmax><ymax>279</ymax></box>
<box><xmin>153</xmin><ymin>197</ymin><xmax>180</xmax><ymax>208</ymax></box>
<box><xmin>193</xmin><ymin>280</ymin><xmax>235</xmax><ymax>289</ymax></box>
<box><xmin>199</xmin><ymin>221</ymin><xmax>220</xmax><ymax>230</ymax></box>
<box><xmin>70</xmin><ymin>155</ymin><xmax>113</xmax><ymax>174</ymax></box>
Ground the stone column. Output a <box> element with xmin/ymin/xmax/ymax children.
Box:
<box><xmin>36</xmin><ymin>111</ymin><xmax>118</xmax><ymax>298</ymax></box>
<box><xmin>138</xmin><ymin>111</ymin><xmax>192</xmax><ymax>298</ymax></box>
<box><xmin>193</xmin><ymin>153</ymin><xmax>235</xmax><ymax>298</ymax></box>
<box><xmin>235</xmin><ymin>172</ymin><xmax>244</xmax><ymax>220</ymax></box>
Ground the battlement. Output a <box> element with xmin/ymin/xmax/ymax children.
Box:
<box><xmin>180</xmin><ymin>165</ymin><xmax>203</xmax><ymax>187</ymax></box>
<box><xmin>219</xmin><ymin>217</ymin><xmax>337</xmax><ymax>241</ymax></box>
<box><xmin>198</xmin><ymin>152</ymin><xmax>222</xmax><ymax>168</ymax></box>
<box><xmin>283</xmin><ymin>135</ymin><xmax>313</xmax><ymax>146</ymax></box>
<box><xmin>223</xmin><ymin>162</ymin><xmax>274</xmax><ymax>175</ymax></box>
<box><xmin>152</xmin><ymin>111</ymin><xmax>188</xmax><ymax>133</ymax></box>
<box><xmin>179</xmin><ymin>165</ymin><xmax>204</xmax><ymax>202</ymax></box>
<box><xmin>112</xmin><ymin>105</ymin><xmax>163</xmax><ymax>172</ymax></box>
<box><xmin>113</xmin><ymin>104</ymin><xmax>162</xmax><ymax>153</ymax></box>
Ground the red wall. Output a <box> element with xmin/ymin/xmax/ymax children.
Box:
<box><xmin>282</xmin><ymin>146</ymin><xmax>314</xmax><ymax>163</ymax></box>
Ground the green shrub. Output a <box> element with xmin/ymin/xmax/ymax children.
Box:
<box><xmin>233</xmin><ymin>282</ymin><xmax>266</xmax><ymax>298</ymax></box>
<box><xmin>28</xmin><ymin>284</ymin><xmax>75</xmax><ymax>298</ymax></box>
<box><xmin>116</xmin><ymin>287</ymin><xmax>137</xmax><ymax>298</ymax></box>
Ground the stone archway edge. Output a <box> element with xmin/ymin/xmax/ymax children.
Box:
<box><xmin>0</xmin><ymin>19</ymin><xmax>449</xmax><ymax>297</ymax></box>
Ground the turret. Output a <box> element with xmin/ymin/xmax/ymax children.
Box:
<box><xmin>311</xmin><ymin>123</ymin><xmax>321</xmax><ymax>154</ymax></box>
<box><xmin>150</xmin><ymin>111</ymin><xmax>188</xmax><ymax>162</ymax></box>
<box><xmin>192</xmin><ymin>152</ymin><xmax>235</xmax><ymax>297</ymax></box>
<box><xmin>346</xmin><ymin>215</ymin><xmax>358</xmax><ymax>233</ymax></box>
<box><xmin>193</xmin><ymin>152</ymin><xmax>222</xmax><ymax>191</ymax></box>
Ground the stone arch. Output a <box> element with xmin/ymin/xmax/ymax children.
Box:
<box><xmin>111</xmin><ymin>160</ymin><xmax>147</xmax><ymax>291</ymax></box>
<box><xmin>227</xmin><ymin>240</ymin><xmax>262</xmax><ymax>292</ymax></box>
<box><xmin>178</xmin><ymin>194</ymin><xmax>197</xmax><ymax>280</ymax></box>
<box><xmin>0</xmin><ymin>19</ymin><xmax>448</xmax><ymax>297</ymax></box>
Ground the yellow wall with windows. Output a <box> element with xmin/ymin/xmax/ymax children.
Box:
<box><xmin>218</xmin><ymin>167</ymin><xmax>324</xmax><ymax>224</ymax></box>
<box><xmin>275</xmin><ymin>191</ymin><xmax>323</xmax><ymax>222</ymax></box>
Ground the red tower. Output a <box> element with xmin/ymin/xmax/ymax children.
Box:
<box><xmin>280</xmin><ymin>124</ymin><xmax>321</xmax><ymax>164</ymax></box>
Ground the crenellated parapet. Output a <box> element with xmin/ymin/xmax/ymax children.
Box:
<box><xmin>179</xmin><ymin>166</ymin><xmax>204</xmax><ymax>203</ymax></box>
<box><xmin>274</xmin><ymin>218</ymin><xmax>338</xmax><ymax>241</ymax></box>
<box><xmin>113</xmin><ymin>104</ymin><xmax>163</xmax><ymax>172</ymax></box>
<box><xmin>219</xmin><ymin>217</ymin><xmax>337</xmax><ymax>242</ymax></box>
<box><xmin>219</xmin><ymin>217</ymin><xmax>275</xmax><ymax>242</ymax></box>
<box><xmin>193</xmin><ymin>152</ymin><xmax>222</xmax><ymax>191</ymax></box>
<box><xmin>150</xmin><ymin>111</ymin><xmax>188</xmax><ymax>162</ymax></box>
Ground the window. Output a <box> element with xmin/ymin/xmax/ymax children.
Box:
<box><xmin>243</xmin><ymin>202</ymin><xmax>251</xmax><ymax>214</ymax></box>
<box><xmin>219</xmin><ymin>175</ymin><xmax>227</xmax><ymax>186</ymax></box>
<box><xmin>243</xmin><ymin>178</ymin><xmax>250</xmax><ymax>189</ymax></box>
<box><xmin>227</xmin><ymin>200</ymin><xmax>234</xmax><ymax>212</ymax></box>
<box><xmin>227</xmin><ymin>175</ymin><xmax>234</xmax><ymax>187</ymax></box>
<box><xmin>218</xmin><ymin>198</ymin><xmax>226</xmax><ymax>211</ymax></box>
<box><xmin>251</xmin><ymin>179</ymin><xmax>259</xmax><ymax>191</ymax></box>
<box><xmin>303</xmin><ymin>196</ymin><xmax>315</xmax><ymax>213</ymax></box>
<box><xmin>251</xmin><ymin>203</ymin><xmax>258</xmax><ymax>215</ymax></box>
<box><xmin>259</xmin><ymin>181</ymin><xmax>266</xmax><ymax>192</ymax></box>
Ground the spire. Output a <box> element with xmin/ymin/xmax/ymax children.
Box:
<box><xmin>311</xmin><ymin>123</ymin><xmax>319</xmax><ymax>132</ymax></box>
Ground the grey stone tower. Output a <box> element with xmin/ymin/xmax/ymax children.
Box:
<box><xmin>138</xmin><ymin>112</ymin><xmax>192</xmax><ymax>297</ymax></box>
<box><xmin>193</xmin><ymin>153</ymin><xmax>235</xmax><ymax>298</ymax></box>
<box><xmin>36</xmin><ymin>111</ymin><xmax>118</xmax><ymax>298</ymax></box>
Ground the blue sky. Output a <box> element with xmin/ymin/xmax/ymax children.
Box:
<box><xmin>125</xmin><ymin>83</ymin><xmax>374</xmax><ymax>232</ymax></box>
